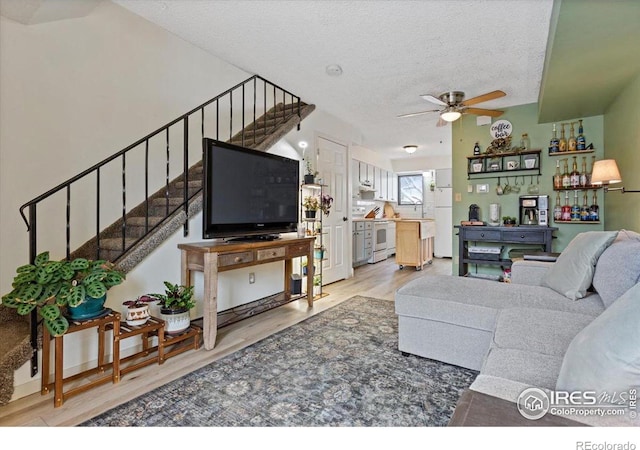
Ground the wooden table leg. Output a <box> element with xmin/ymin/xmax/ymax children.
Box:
<box><xmin>202</xmin><ymin>252</ymin><xmax>218</xmax><ymax>350</ymax></box>
<box><xmin>41</xmin><ymin>326</ymin><xmax>51</xmax><ymax>395</ymax></box>
<box><xmin>284</xmin><ymin>258</ymin><xmax>292</xmax><ymax>300</ymax></box>
<box><xmin>54</xmin><ymin>336</ymin><xmax>63</xmax><ymax>407</ymax></box>
<box><xmin>112</xmin><ymin>315</ymin><xmax>120</xmax><ymax>383</ymax></box>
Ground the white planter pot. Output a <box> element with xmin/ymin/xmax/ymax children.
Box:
<box><xmin>160</xmin><ymin>308</ymin><xmax>191</xmax><ymax>334</ymax></box>
<box><xmin>123</xmin><ymin>304</ymin><xmax>150</xmax><ymax>326</ymax></box>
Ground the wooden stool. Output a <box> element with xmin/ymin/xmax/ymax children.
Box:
<box><xmin>109</xmin><ymin>316</ymin><xmax>165</xmax><ymax>381</ymax></box>
<box><xmin>156</xmin><ymin>324</ymin><xmax>202</xmax><ymax>362</ymax></box>
<box><xmin>41</xmin><ymin>309</ymin><xmax>120</xmax><ymax>407</ymax></box>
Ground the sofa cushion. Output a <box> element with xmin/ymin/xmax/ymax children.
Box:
<box><xmin>481</xmin><ymin>347</ymin><xmax>563</xmax><ymax>390</ymax></box>
<box><xmin>395</xmin><ymin>275</ymin><xmax>604</xmax><ymax>332</ymax></box>
<box><xmin>592</xmin><ymin>229</ymin><xmax>640</xmax><ymax>308</ymax></box>
<box><xmin>556</xmin><ymin>282</ymin><xmax>640</xmax><ymax>394</ymax></box>
<box><xmin>542</xmin><ymin>231</ymin><xmax>618</xmax><ymax>300</ymax></box>
<box><xmin>493</xmin><ymin>308</ymin><xmax>594</xmax><ymax>357</ymax></box>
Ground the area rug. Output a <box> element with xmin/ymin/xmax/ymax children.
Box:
<box><xmin>81</xmin><ymin>296</ymin><xmax>478</xmax><ymax>427</ymax></box>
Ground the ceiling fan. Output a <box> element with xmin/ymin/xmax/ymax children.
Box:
<box><xmin>398</xmin><ymin>90</ymin><xmax>506</xmax><ymax>126</ymax></box>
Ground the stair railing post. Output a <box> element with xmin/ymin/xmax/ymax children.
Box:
<box><xmin>183</xmin><ymin>116</ymin><xmax>189</xmax><ymax>237</ymax></box>
<box><xmin>28</xmin><ymin>204</ymin><xmax>39</xmax><ymax>376</ymax></box>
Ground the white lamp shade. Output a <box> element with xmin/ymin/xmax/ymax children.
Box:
<box><xmin>590</xmin><ymin>159</ymin><xmax>622</xmax><ymax>185</ymax></box>
<box><xmin>440</xmin><ymin>110</ymin><xmax>462</xmax><ymax>122</ymax></box>
<box><xmin>404</xmin><ymin>145</ymin><xmax>417</xmax><ymax>154</ymax></box>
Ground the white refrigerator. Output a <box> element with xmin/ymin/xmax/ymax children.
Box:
<box><xmin>434</xmin><ymin>169</ymin><xmax>453</xmax><ymax>258</ymax></box>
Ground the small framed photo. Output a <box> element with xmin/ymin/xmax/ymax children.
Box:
<box><xmin>476</xmin><ymin>184</ymin><xmax>489</xmax><ymax>193</ymax></box>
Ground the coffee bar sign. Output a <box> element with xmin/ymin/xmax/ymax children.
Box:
<box><xmin>490</xmin><ymin>120</ymin><xmax>512</xmax><ymax>139</ymax></box>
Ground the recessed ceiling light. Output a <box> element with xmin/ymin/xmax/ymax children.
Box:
<box><xmin>326</xmin><ymin>64</ymin><xmax>343</xmax><ymax>76</ymax></box>
<box><xmin>298</xmin><ymin>141</ymin><xmax>308</xmax><ymax>149</ymax></box>
<box><xmin>404</xmin><ymin>145</ymin><xmax>418</xmax><ymax>154</ymax></box>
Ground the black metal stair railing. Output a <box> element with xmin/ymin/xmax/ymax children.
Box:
<box><xmin>17</xmin><ymin>75</ymin><xmax>305</xmax><ymax>376</ymax></box>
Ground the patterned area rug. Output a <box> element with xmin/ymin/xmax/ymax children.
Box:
<box><xmin>82</xmin><ymin>296</ymin><xmax>477</xmax><ymax>427</ymax></box>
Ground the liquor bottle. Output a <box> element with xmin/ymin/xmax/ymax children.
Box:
<box><xmin>520</xmin><ymin>133</ymin><xmax>530</xmax><ymax>151</ymax></box>
<box><xmin>559</xmin><ymin>123</ymin><xmax>567</xmax><ymax>152</ymax></box>
<box><xmin>562</xmin><ymin>191</ymin><xmax>572</xmax><ymax>221</ymax></box>
<box><xmin>553</xmin><ymin>160</ymin><xmax>563</xmax><ymax>190</ymax></box>
<box><xmin>570</xmin><ymin>156</ymin><xmax>580</xmax><ymax>188</ymax></box>
<box><xmin>562</xmin><ymin>159</ymin><xmax>571</xmax><ymax>188</ymax></box>
<box><xmin>576</xmin><ymin>119</ymin><xmax>586</xmax><ymax>151</ymax></box>
<box><xmin>580</xmin><ymin>192</ymin><xmax>590</xmax><ymax>221</ymax></box>
<box><xmin>473</xmin><ymin>142</ymin><xmax>481</xmax><ymax>156</ymax></box>
<box><xmin>590</xmin><ymin>190</ymin><xmax>600</xmax><ymax>221</ymax></box>
<box><xmin>550</xmin><ymin>124</ymin><xmax>560</xmax><ymax>153</ymax></box>
<box><xmin>571</xmin><ymin>190</ymin><xmax>581</xmax><ymax>221</ymax></box>
<box><xmin>554</xmin><ymin>192</ymin><xmax>563</xmax><ymax>221</ymax></box>
<box><xmin>579</xmin><ymin>156</ymin><xmax>588</xmax><ymax>187</ymax></box>
<box><xmin>568</xmin><ymin>122</ymin><xmax>577</xmax><ymax>152</ymax></box>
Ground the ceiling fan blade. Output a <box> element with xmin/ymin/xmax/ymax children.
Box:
<box><xmin>420</xmin><ymin>94</ymin><xmax>447</xmax><ymax>106</ymax></box>
<box><xmin>397</xmin><ymin>109</ymin><xmax>440</xmax><ymax>118</ymax></box>
<box><xmin>464</xmin><ymin>107</ymin><xmax>504</xmax><ymax>117</ymax></box>
<box><xmin>460</xmin><ymin>90</ymin><xmax>506</xmax><ymax>107</ymax></box>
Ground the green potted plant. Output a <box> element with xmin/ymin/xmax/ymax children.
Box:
<box><xmin>502</xmin><ymin>216</ymin><xmax>517</xmax><ymax>226</ymax></box>
<box><xmin>313</xmin><ymin>274</ymin><xmax>322</xmax><ymax>297</ymax></box>
<box><xmin>122</xmin><ymin>295</ymin><xmax>155</xmax><ymax>326</ymax></box>
<box><xmin>304</xmin><ymin>160</ymin><xmax>318</xmax><ymax>184</ymax></box>
<box><xmin>148</xmin><ymin>282</ymin><xmax>196</xmax><ymax>334</ymax></box>
<box><xmin>303</xmin><ymin>195</ymin><xmax>320</xmax><ymax>219</ymax></box>
<box><xmin>1</xmin><ymin>251</ymin><xmax>125</xmax><ymax>336</ymax></box>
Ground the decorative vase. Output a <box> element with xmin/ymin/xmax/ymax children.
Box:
<box><xmin>160</xmin><ymin>307</ymin><xmax>191</xmax><ymax>334</ymax></box>
<box><xmin>67</xmin><ymin>294</ymin><xmax>107</xmax><ymax>321</ymax></box>
<box><xmin>314</xmin><ymin>248</ymin><xmax>325</xmax><ymax>260</ymax></box>
<box><xmin>304</xmin><ymin>174</ymin><xmax>315</xmax><ymax>184</ymax></box>
<box><xmin>305</xmin><ymin>210</ymin><xmax>317</xmax><ymax>219</ymax></box>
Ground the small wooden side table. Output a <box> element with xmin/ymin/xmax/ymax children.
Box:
<box><xmin>41</xmin><ymin>309</ymin><xmax>120</xmax><ymax>408</ymax></box>
<box><xmin>109</xmin><ymin>316</ymin><xmax>165</xmax><ymax>381</ymax></box>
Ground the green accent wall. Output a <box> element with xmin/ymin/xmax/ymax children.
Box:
<box><xmin>451</xmin><ymin>103</ymin><xmax>604</xmax><ymax>276</ymax></box>
<box><xmin>603</xmin><ymin>72</ymin><xmax>640</xmax><ymax>232</ymax></box>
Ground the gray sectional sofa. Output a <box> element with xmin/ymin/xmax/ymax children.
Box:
<box><xmin>395</xmin><ymin>230</ymin><xmax>640</xmax><ymax>426</ymax></box>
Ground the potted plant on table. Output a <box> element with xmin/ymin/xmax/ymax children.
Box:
<box><xmin>502</xmin><ymin>216</ymin><xmax>517</xmax><ymax>226</ymax></box>
<box><xmin>304</xmin><ymin>161</ymin><xmax>318</xmax><ymax>185</ymax></box>
<box><xmin>122</xmin><ymin>295</ymin><xmax>155</xmax><ymax>326</ymax></box>
<box><xmin>303</xmin><ymin>195</ymin><xmax>320</xmax><ymax>219</ymax></box>
<box><xmin>1</xmin><ymin>251</ymin><xmax>125</xmax><ymax>336</ymax></box>
<box><xmin>148</xmin><ymin>282</ymin><xmax>196</xmax><ymax>334</ymax></box>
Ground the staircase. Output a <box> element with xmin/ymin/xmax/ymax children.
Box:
<box><xmin>1</xmin><ymin>76</ymin><xmax>314</xmax><ymax>399</ymax></box>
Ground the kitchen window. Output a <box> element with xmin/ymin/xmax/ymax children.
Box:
<box><xmin>398</xmin><ymin>174</ymin><xmax>423</xmax><ymax>205</ymax></box>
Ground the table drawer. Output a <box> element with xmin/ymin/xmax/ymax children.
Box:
<box><xmin>502</xmin><ymin>230</ymin><xmax>545</xmax><ymax>243</ymax></box>
<box><xmin>219</xmin><ymin>251</ymin><xmax>254</xmax><ymax>267</ymax></box>
<box><xmin>257</xmin><ymin>247</ymin><xmax>286</xmax><ymax>261</ymax></box>
<box><xmin>464</xmin><ymin>229</ymin><xmax>501</xmax><ymax>241</ymax></box>
<box><xmin>287</xmin><ymin>243</ymin><xmax>310</xmax><ymax>257</ymax></box>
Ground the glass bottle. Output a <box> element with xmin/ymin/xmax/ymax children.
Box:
<box><xmin>550</xmin><ymin>124</ymin><xmax>559</xmax><ymax>153</ymax></box>
<box><xmin>559</xmin><ymin>123</ymin><xmax>567</xmax><ymax>152</ymax></box>
<box><xmin>570</xmin><ymin>156</ymin><xmax>580</xmax><ymax>188</ymax></box>
<box><xmin>473</xmin><ymin>142</ymin><xmax>481</xmax><ymax>156</ymax></box>
<box><xmin>580</xmin><ymin>192</ymin><xmax>590</xmax><ymax>221</ymax></box>
<box><xmin>553</xmin><ymin>160</ymin><xmax>563</xmax><ymax>190</ymax></box>
<box><xmin>562</xmin><ymin>191</ymin><xmax>572</xmax><ymax>221</ymax></box>
<box><xmin>571</xmin><ymin>190</ymin><xmax>581</xmax><ymax>221</ymax></box>
<box><xmin>562</xmin><ymin>159</ymin><xmax>571</xmax><ymax>188</ymax></box>
<box><xmin>554</xmin><ymin>192</ymin><xmax>563</xmax><ymax>221</ymax></box>
<box><xmin>576</xmin><ymin>119</ymin><xmax>586</xmax><ymax>151</ymax></box>
<box><xmin>579</xmin><ymin>156</ymin><xmax>588</xmax><ymax>187</ymax></box>
<box><xmin>568</xmin><ymin>122</ymin><xmax>577</xmax><ymax>152</ymax></box>
<box><xmin>520</xmin><ymin>133</ymin><xmax>530</xmax><ymax>151</ymax></box>
<box><xmin>590</xmin><ymin>190</ymin><xmax>599</xmax><ymax>221</ymax></box>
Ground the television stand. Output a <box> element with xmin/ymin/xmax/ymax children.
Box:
<box><xmin>178</xmin><ymin>236</ymin><xmax>316</xmax><ymax>350</ymax></box>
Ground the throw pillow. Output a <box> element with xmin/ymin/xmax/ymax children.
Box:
<box><xmin>556</xmin><ymin>282</ymin><xmax>640</xmax><ymax>395</ymax></box>
<box><xmin>542</xmin><ymin>231</ymin><xmax>618</xmax><ymax>300</ymax></box>
<box><xmin>592</xmin><ymin>230</ymin><xmax>640</xmax><ymax>308</ymax></box>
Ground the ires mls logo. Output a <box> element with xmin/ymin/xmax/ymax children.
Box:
<box><xmin>517</xmin><ymin>387</ymin><xmax>550</xmax><ymax>420</ymax></box>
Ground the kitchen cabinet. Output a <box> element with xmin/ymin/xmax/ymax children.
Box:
<box><xmin>390</xmin><ymin>173</ymin><xmax>398</xmax><ymax>202</ymax></box>
<box><xmin>351</xmin><ymin>159</ymin><xmax>397</xmax><ymax>202</ymax></box>
<box><xmin>352</xmin><ymin>220</ymin><xmax>373</xmax><ymax>267</ymax></box>
<box><xmin>396</xmin><ymin>220</ymin><xmax>435</xmax><ymax>270</ymax></box>
<box><xmin>379</xmin><ymin>169</ymin><xmax>388</xmax><ymax>201</ymax></box>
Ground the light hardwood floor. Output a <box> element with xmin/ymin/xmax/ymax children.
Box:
<box><xmin>0</xmin><ymin>256</ymin><xmax>452</xmax><ymax>427</ymax></box>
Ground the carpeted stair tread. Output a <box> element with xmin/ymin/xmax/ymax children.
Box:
<box><xmin>126</xmin><ymin>216</ymin><xmax>165</xmax><ymax>227</ymax></box>
<box><xmin>0</xmin><ymin>306</ymin><xmax>35</xmax><ymax>406</ymax></box>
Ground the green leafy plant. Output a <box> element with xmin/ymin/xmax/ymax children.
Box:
<box><xmin>303</xmin><ymin>195</ymin><xmax>320</xmax><ymax>211</ymax></box>
<box><xmin>305</xmin><ymin>160</ymin><xmax>318</xmax><ymax>177</ymax></box>
<box><xmin>1</xmin><ymin>251</ymin><xmax>125</xmax><ymax>336</ymax></box>
<box><xmin>149</xmin><ymin>282</ymin><xmax>196</xmax><ymax>312</ymax></box>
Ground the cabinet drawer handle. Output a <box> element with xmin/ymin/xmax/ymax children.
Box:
<box><xmin>272</xmin><ymin>251</ymin><xmax>277</xmax><ymax>257</ymax></box>
<box><xmin>234</xmin><ymin>257</ymin><xmax>243</xmax><ymax>263</ymax></box>
<box><xmin>520</xmin><ymin>234</ymin><xmax>525</xmax><ymax>238</ymax></box>
<box><xmin>480</xmin><ymin>233</ymin><xmax>485</xmax><ymax>237</ymax></box>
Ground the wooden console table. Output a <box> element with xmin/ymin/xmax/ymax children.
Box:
<box><xmin>178</xmin><ymin>236</ymin><xmax>315</xmax><ymax>350</ymax></box>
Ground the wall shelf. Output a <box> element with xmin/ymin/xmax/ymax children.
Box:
<box><xmin>467</xmin><ymin>149</ymin><xmax>541</xmax><ymax>179</ymax></box>
<box><xmin>548</xmin><ymin>149</ymin><xmax>595</xmax><ymax>157</ymax></box>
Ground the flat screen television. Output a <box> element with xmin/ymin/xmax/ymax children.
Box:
<box><xmin>202</xmin><ymin>138</ymin><xmax>300</xmax><ymax>240</ymax></box>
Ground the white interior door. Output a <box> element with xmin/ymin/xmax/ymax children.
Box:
<box><xmin>317</xmin><ymin>136</ymin><xmax>348</xmax><ymax>285</ymax></box>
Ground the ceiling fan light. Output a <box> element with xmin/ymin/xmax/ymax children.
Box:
<box><xmin>404</xmin><ymin>145</ymin><xmax>417</xmax><ymax>154</ymax></box>
<box><xmin>440</xmin><ymin>110</ymin><xmax>462</xmax><ymax>122</ymax></box>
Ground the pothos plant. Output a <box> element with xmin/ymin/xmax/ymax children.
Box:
<box><xmin>1</xmin><ymin>251</ymin><xmax>125</xmax><ymax>336</ymax></box>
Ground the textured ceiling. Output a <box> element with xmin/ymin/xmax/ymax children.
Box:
<box><xmin>113</xmin><ymin>0</ymin><xmax>554</xmax><ymax>160</ymax></box>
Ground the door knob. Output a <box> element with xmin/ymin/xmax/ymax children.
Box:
<box><xmin>343</xmin><ymin>217</ymin><xmax>348</xmax><ymax>221</ymax></box>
